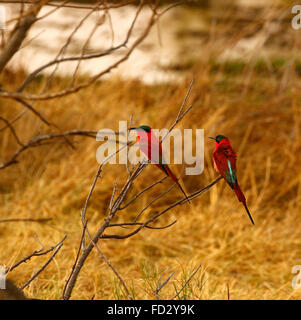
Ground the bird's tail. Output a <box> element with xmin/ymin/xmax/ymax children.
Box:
<box><xmin>160</xmin><ymin>164</ymin><xmax>191</xmax><ymax>204</ymax></box>
<box><xmin>233</xmin><ymin>184</ymin><xmax>255</xmax><ymax>225</ymax></box>
<box><xmin>233</xmin><ymin>183</ymin><xmax>246</xmax><ymax>203</ymax></box>
<box><xmin>243</xmin><ymin>203</ymin><xmax>255</xmax><ymax>225</ymax></box>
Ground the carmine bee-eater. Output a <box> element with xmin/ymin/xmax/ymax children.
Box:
<box><xmin>129</xmin><ymin>125</ymin><xmax>190</xmax><ymax>203</ymax></box>
<box><xmin>209</xmin><ymin>135</ymin><xmax>255</xmax><ymax>225</ymax></box>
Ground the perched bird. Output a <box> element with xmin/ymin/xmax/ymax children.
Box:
<box><xmin>209</xmin><ymin>135</ymin><xmax>255</xmax><ymax>225</ymax></box>
<box><xmin>129</xmin><ymin>125</ymin><xmax>190</xmax><ymax>203</ymax></box>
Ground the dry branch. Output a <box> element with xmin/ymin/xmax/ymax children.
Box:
<box><xmin>0</xmin><ymin>1</ymin><xmax>162</xmax><ymax>101</ymax></box>
<box><xmin>0</xmin><ymin>217</ymin><xmax>51</xmax><ymax>223</ymax></box>
<box><xmin>0</xmin><ymin>129</ymin><xmax>120</xmax><ymax>170</ymax></box>
<box><xmin>0</xmin><ymin>0</ymin><xmax>208</xmax><ymax>301</ymax></box>
<box><xmin>0</xmin><ymin>1</ymin><xmax>46</xmax><ymax>73</ymax></box>
<box><xmin>5</xmin><ymin>235</ymin><xmax>67</xmax><ymax>274</ymax></box>
<box><xmin>1</xmin><ymin>0</ymin><xmax>136</xmax><ymax>11</ymax></box>
<box><xmin>61</xmin><ymin>77</ymin><xmax>223</xmax><ymax>300</ymax></box>
<box><xmin>153</xmin><ymin>268</ymin><xmax>175</xmax><ymax>299</ymax></box>
<box><xmin>86</xmin><ymin>227</ymin><xmax>134</xmax><ymax>300</ymax></box>
<box><xmin>19</xmin><ymin>235</ymin><xmax>66</xmax><ymax>290</ymax></box>
<box><xmin>100</xmin><ymin>177</ymin><xmax>222</xmax><ymax>240</ymax></box>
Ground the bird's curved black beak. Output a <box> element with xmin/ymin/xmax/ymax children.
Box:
<box><xmin>129</xmin><ymin>127</ymin><xmax>137</xmax><ymax>131</ymax></box>
<box><xmin>209</xmin><ymin>136</ymin><xmax>216</xmax><ymax>141</ymax></box>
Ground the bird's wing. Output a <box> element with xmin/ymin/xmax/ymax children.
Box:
<box><xmin>139</xmin><ymin>132</ymin><xmax>163</xmax><ymax>164</ymax></box>
<box><xmin>150</xmin><ymin>133</ymin><xmax>165</xmax><ymax>164</ymax></box>
<box><xmin>213</xmin><ymin>144</ymin><xmax>237</xmax><ymax>186</ymax></box>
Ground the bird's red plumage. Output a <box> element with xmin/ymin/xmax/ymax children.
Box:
<box><xmin>135</xmin><ymin>128</ymin><xmax>190</xmax><ymax>202</ymax></box>
<box><xmin>213</xmin><ymin>140</ymin><xmax>239</xmax><ymax>200</ymax></box>
<box><xmin>136</xmin><ymin>130</ymin><xmax>162</xmax><ymax>164</ymax></box>
<box><xmin>212</xmin><ymin>138</ymin><xmax>237</xmax><ymax>179</ymax></box>
<box><xmin>211</xmin><ymin>136</ymin><xmax>254</xmax><ymax>224</ymax></box>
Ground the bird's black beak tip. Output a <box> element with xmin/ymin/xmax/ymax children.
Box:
<box><xmin>209</xmin><ymin>136</ymin><xmax>216</xmax><ymax>141</ymax></box>
<box><xmin>129</xmin><ymin>127</ymin><xmax>137</xmax><ymax>131</ymax></box>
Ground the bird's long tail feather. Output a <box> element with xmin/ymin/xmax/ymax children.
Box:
<box><xmin>233</xmin><ymin>183</ymin><xmax>246</xmax><ymax>203</ymax></box>
<box><xmin>243</xmin><ymin>203</ymin><xmax>255</xmax><ymax>225</ymax></box>
<box><xmin>160</xmin><ymin>164</ymin><xmax>191</xmax><ymax>204</ymax></box>
<box><xmin>233</xmin><ymin>183</ymin><xmax>255</xmax><ymax>225</ymax></box>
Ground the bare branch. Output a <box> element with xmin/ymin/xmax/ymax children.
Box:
<box><xmin>0</xmin><ymin>1</ymin><xmax>46</xmax><ymax>74</ymax></box>
<box><xmin>85</xmin><ymin>228</ymin><xmax>133</xmax><ymax>300</ymax></box>
<box><xmin>0</xmin><ymin>217</ymin><xmax>51</xmax><ymax>223</ymax></box>
<box><xmin>1</xmin><ymin>0</ymin><xmax>136</xmax><ymax>11</ymax></box>
<box><xmin>0</xmin><ymin>110</ymin><xmax>27</xmax><ymax>132</ymax></box>
<box><xmin>13</xmin><ymin>97</ymin><xmax>51</xmax><ymax>126</ymax></box>
<box><xmin>16</xmin><ymin>1</ymin><xmax>144</xmax><ymax>93</ymax></box>
<box><xmin>100</xmin><ymin>176</ymin><xmax>223</xmax><ymax>240</ymax></box>
<box><xmin>0</xmin><ymin>116</ymin><xmax>24</xmax><ymax>146</ymax></box>
<box><xmin>6</xmin><ymin>235</ymin><xmax>66</xmax><ymax>274</ymax></box>
<box><xmin>107</xmin><ymin>220</ymin><xmax>177</xmax><ymax>230</ymax></box>
<box><xmin>0</xmin><ymin>129</ymin><xmax>120</xmax><ymax>170</ymax></box>
<box><xmin>19</xmin><ymin>235</ymin><xmax>67</xmax><ymax>290</ymax></box>
<box><xmin>153</xmin><ymin>269</ymin><xmax>175</xmax><ymax>299</ymax></box>
<box><xmin>133</xmin><ymin>179</ymin><xmax>177</xmax><ymax>222</ymax></box>
<box><xmin>120</xmin><ymin>175</ymin><xmax>168</xmax><ymax>210</ymax></box>
<box><xmin>63</xmin><ymin>162</ymin><xmax>145</xmax><ymax>300</ymax></box>
<box><xmin>0</xmin><ymin>1</ymin><xmax>156</xmax><ymax>101</ymax></box>
<box><xmin>162</xmin><ymin>78</ymin><xmax>194</xmax><ymax>142</ymax></box>
<box><xmin>62</xmin><ymin>220</ymin><xmax>87</xmax><ymax>300</ymax></box>
<box><xmin>62</xmin><ymin>71</ymin><xmax>202</xmax><ymax>300</ymax></box>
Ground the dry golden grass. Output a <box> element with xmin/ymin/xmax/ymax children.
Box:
<box><xmin>1</xmin><ymin>56</ymin><xmax>301</xmax><ymax>300</ymax></box>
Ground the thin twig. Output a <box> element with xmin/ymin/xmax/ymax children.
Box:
<box><xmin>0</xmin><ymin>116</ymin><xmax>24</xmax><ymax>146</ymax></box>
<box><xmin>162</xmin><ymin>78</ymin><xmax>194</xmax><ymax>142</ymax></box>
<box><xmin>62</xmin><ymin>221</ymin><xmax>87</xmax><ymax>300</ymax></box>
<box><xmin>85</xmin><ymin>228</ymin><xmax>133</xmax><ymax>300</ymax></box>
<box><xmin>0</xmin><ymin>217</ymin><xmax>52</xmax><ymax>223</ymax></box>
<box><xmin>6</xmin><ymin>235</ymin><xmax>66</xmax><ymax>274</ymax></box>
<box><xmin>120</xmin><ymin>176</ymin><xmax>168</xmax><ymax>210</ymax></box>
<box><xmin>101</xmin><ymin>176</ymin><xmax>223</xmax><ymax>240</ymax></box>
<box><xmin>107</xmin><ymin>220</ymin><xmax>177</xmax><ymax>230</ymax></box>
<box><xmin>0</xmin><ymin>129</ymin><xmax>119</xmax><ymax>170</ymax></box>
<box><xmin>171</xmin><ymin>263</ymin><xmax>202</xmax><ymax>300</ymax></box>
<box><xmin>153</xmin><ymin>269</ymin><xmax>175</xmax><ymax>299</ymax></box>
<box><xmin>133</xmin><ymin>179</ymin><xmax>177</xmax><ymax>222</ymax></box>
<box><xmin>20</xmin><ymin>235</ymin><xmax>67</xmax><ymax>290</ymax></box>
<box><xmin>0</xmin><ymin>1</ymin><xmax>154</xmax><ymax>101</ymax></box>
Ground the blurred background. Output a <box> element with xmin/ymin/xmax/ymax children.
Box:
<box><xmin>0</xmin><ymin>0</ymin><xmax>301</xmax><ymax>300</ymax></box>
<box><xmin>2</xmin><ymin>0</ymin><xmax>298</xmax><ymax>83</ymax></box>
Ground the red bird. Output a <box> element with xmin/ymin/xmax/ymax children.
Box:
<box><xmin>210</xmin><ymin>135</ymin><xmax>255</xmax><ymax>225</ymax></box>
<box><xmin>129</xmin><ymin>125</ymin><xmax>190</xmax><ymax>203</ymax></box>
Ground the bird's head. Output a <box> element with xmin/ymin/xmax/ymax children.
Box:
<box><xmin>129</xmin><ymin>125</ymin><xmax>151</xmax><ymax>133</ymax></box>
<box><xmin>209</xmin><ymin>135</ymin><xmax>228</xmax><ymax>144</ymax></box>
<box><xmin>129</xmin><ymin>125</ymin><xmax>152</xmax><ymax>140</ymax></box>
